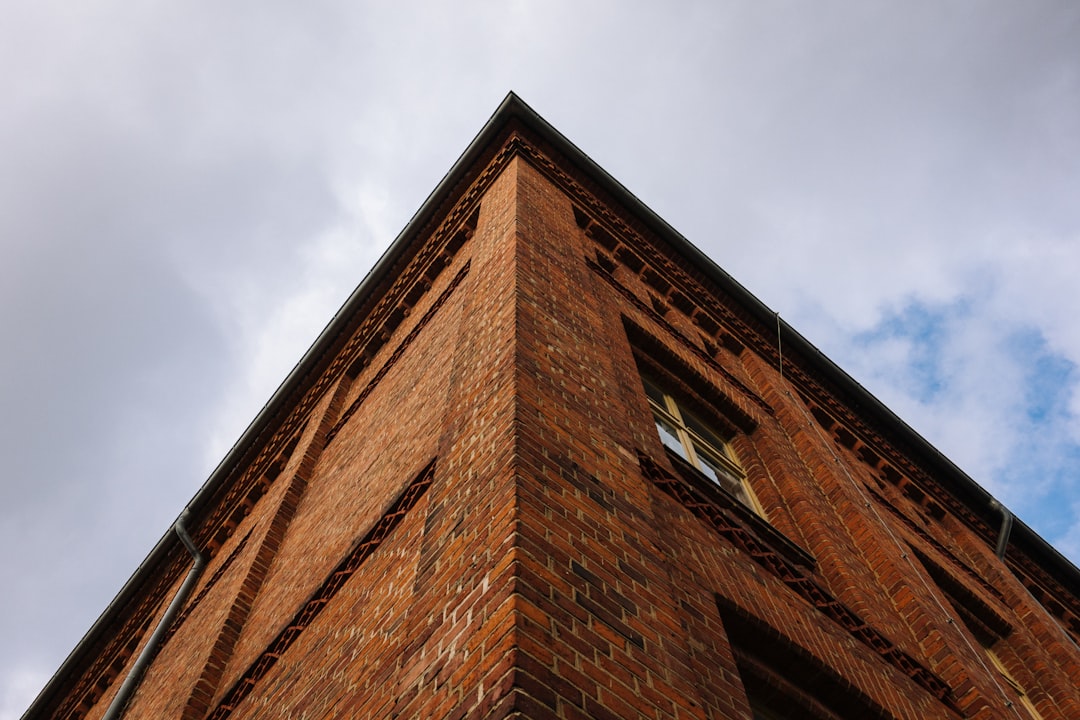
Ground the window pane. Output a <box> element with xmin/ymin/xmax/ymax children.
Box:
<box><xmin>642</xmin><ymin>373</ymin><xmax>758</xmax><ymax>516</ymax></box>
<box><xmin>698</xmin><ymin>447</ymin><xmax>749</xmax><ymax>504</ymax></box>
<box><xmin>696</xmin><ymin>457</ymin><xmax>723</xmax><ymax>485</ymax></box>
<box><xmin>683</xmin><ymin>408</ymin><xmax>728</xmax><ymax>455</ymax></box>
<box><xmin>654</xmin><ymin>414</ymin><xmax>688</xmax><ymax>460</ymax></box>
<box><xmin>642</xmin><ymin>376</ymin><xmax>666</xmax><ymax>407</ymax></box>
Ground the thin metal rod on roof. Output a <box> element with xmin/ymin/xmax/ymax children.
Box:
<box><xmin>776</xmin><ymin>312</ymin><xmax>784</xmax><ymax>382</ymax></box>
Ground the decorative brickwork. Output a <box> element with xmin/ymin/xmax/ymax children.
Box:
<box><xmin>868</xmin><ymin>485</ymin><xmax>1008</xmax><ymax>605</ymax></box>
<box><xmin>163</xmin><ymin>529</ymin><xmax>252</xmax><ymax>645</ymax></box>
<box><xmin>326</xmin><ymin>260</ymin><xmax>471</xmax><ymax>444</ymax></box>
<box><xmin>638</xmin><ymin>450</ymin><xmax>959</xmax><ymax>711</ymax></box>
<box><xmin>206</xmin><ymin>460</ymin><xmax>435</xmax><ymax>719</ymax></box>
<box><xmin>195</xmin><ymin>197</ymin><xmax>478</xmax><ymax>561</ymax></box>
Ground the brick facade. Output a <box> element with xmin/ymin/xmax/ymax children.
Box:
<box><xmin>25</xmin><ymin>94</ymin><xmax>1080</xmax><ymax>719</ymax></box>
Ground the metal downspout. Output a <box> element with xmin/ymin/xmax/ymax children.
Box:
<box><xmin>989</xmin><ymin>499</ymin><xmax>1014</xmax><ymax>560</ymax></box>
<box><xmin>101</xmin><ymin>510</ymin><xmax>206</xmax><ymax>720</ymax></box>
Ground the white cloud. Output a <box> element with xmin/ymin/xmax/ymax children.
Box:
<box><xmin>1054</xmin><ymin>501</ymin><xmax>1080</xmax><ymax>564</ymax></box>
<box><xmin>198</xmin><ymin>214</ymin><xmax>387</xmax><ymax>470</ymax></box>
<box><xmin>0</xmin><ymin>668</ymin><xmax>50</xmax><ymax>720</ymax></box>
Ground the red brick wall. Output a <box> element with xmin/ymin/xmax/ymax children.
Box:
<box><xmin>506</xmin><ymin>148</ymin><xmax>1080</xmax><ymax>718</ymax></box>
<box><xmin>64</xmin><ymin>128</ymin><xmax>1080</xmax><ymax>720</ymax></box>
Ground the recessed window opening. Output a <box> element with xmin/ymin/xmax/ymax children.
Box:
<box><xmin>641</xmin><ymin>373</ymin><xmax>761</xmax><ymax>514</ymax></box>
<box><xmin>716</xmin><ymin>597</ymin><xmax>891</xmax><ymax>720</ymax></box>
<box><xmin>913</xmin><ymin>550</ymin><xmax>1043</xmax><ymax>720</ymax></box>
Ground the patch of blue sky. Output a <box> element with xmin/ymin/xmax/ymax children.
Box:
<box><xmin>996</xmin><ymin>327</ymin><xmax>1080</xmax><ymax>545</ymax></box>
<box><xmin>851</xmin><ymin>299</ymin><xmax>1080</xmax><ymax>563</ymax></box>
<box><xmin>1019</xmin><ymin>331</ymin><xmax>1076</xmax><ymax>424</ymax></box>
<box><xmin>853</xmin><ymin>299</ymin><xmax>964</xmax><ymax>404</ymax></box>
<box><xmin>1005</xmin><ymin>441</ymin><xmax>1080</xmax><ymax>556</ymax></box>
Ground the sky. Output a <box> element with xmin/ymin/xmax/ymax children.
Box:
<box><xmin>2</xmin><ymin>1</ymin><xmax>1078</xmax><ymax>716</ymax></box>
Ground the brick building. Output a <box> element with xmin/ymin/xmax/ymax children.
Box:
<box><xmin>25</xmin><ymin>93</ymin><xmax>1080</xmax><ymax>719</ymax></box>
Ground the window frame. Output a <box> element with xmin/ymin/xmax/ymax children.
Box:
<box><xmin>641</xmin><ymin>373</ymin><xmax>764</xmax><ymax>516</ymax></box>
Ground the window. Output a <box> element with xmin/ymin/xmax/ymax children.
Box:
<box><xmin>642</xmin><ymin>375</ymin><xmax>759</xmax><ymax>512</ymax></box>
<box><xmin>912</xmin><ymin>550</ymin><xmax>1044</xmax><ymax>720</ymax></box>
<box><xmin>717</xmin><ymin>597</ymin><xmax>890</xmax><ymax>720</ymax></box>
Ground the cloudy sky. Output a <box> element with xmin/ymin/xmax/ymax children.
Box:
<box><xmin>2</xmin><ymin>1</ymin><xmax>1078</xmax><ymax>716</ymax></box>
